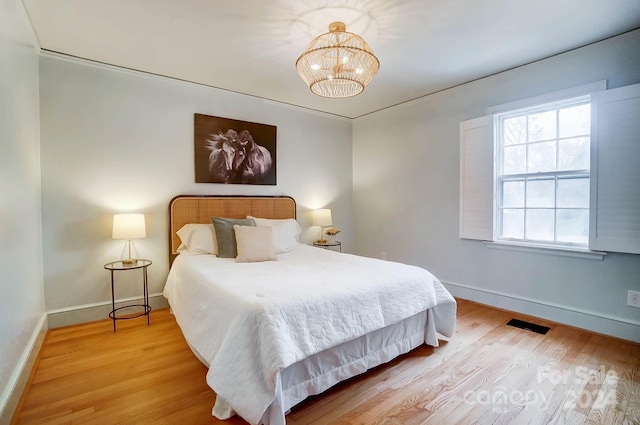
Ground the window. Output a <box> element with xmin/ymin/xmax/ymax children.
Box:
<box><xmin>460</xmin><ymin>82</ymin><xmax>640</xmax><ymax>255</ymax></box>
<box><xmin>496</xmin><ymin>97</ymin><xmax>591</xmax><ymax>247</ymax></box>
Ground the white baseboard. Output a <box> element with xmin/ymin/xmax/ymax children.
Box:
<box><xmin>442</xmin><ymin>280</ymin><xmax>640</xmax><ymax>343</ymax></box>
<box><xmin>0</xmin><ymin>313</ymin><xmax>48</xmax><ymax>425</ymax></box>
<box><xmin>47</xmin><ymin>293</ymin><xmax>169</xmax><ymax>329</ymax></box>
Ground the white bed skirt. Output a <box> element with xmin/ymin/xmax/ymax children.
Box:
<box><xmin>197</xmin><ymin>310</ymin><xmax>433</xmax><ymax>425</ymax></box>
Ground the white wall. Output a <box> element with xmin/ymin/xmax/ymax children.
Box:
<box><xmin>39</xmin><ymin>54</ymin><xmax>353</xmax><ymax>320</ymax></box>
<box><xmin>0</xmin><ymin>0</ymin><xmax>46</xmax><ymax>418</ymax></box>
<box><xmin>353</xmin><ymin>30</ymin><xmax>640</xmax><ymax>341</ymax></box>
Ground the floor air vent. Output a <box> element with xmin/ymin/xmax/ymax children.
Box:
<box><xmin>506</xmin><ymin>318</ymin><xmax>550</xmax><ymax>335</ymax></box>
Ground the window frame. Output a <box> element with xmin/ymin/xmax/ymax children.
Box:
<box><xmin>458</xmin><ymin>81</ymin><xmax>633</xmax><ymax>259</ymax></box>
<box><xmin>493</xmin><ymin>95</ymin><xmax>592</xmax><ymax>248</ymax></box>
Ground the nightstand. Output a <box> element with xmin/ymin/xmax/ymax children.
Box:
<box><xmin>313</xmin><ymin>241</ymin><xmax>342</xmax><ymax>252</ymax></box>
<box><xmin>104</xmin><ymin>259</ymin><xmax>152</xmax><ymax>332</ymax></box>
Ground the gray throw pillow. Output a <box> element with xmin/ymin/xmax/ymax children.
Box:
<box><xmin>212</xmin><ymin>217</ymin><xmax>255</xmax><ymax>258</ymax></box>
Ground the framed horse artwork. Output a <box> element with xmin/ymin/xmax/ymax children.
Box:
<box><xmin>194</xmin><ymin>113</ymin><xmax>277</xmax><ymax>185</ymax></box>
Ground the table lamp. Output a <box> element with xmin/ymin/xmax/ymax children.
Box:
<box><xmin>112</xmin><ymin>213</ymin><xmax>146</xmax><ymax>265</ymax></box>
<box><xmin>312</xmin><ymin>209</ymin><xmax>332</xmax><ymax>243</ymax></box>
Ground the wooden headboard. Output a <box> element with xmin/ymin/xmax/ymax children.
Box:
<box><xmin>168</xmin><ymin>195</ymin><xmax>296</xmax><ymax>264</ymax></box>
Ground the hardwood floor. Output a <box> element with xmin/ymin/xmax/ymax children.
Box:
<box><xmin>12</xmin><ymin>300</ymin><xmax>640</xmax><ymax>425</ymax></box>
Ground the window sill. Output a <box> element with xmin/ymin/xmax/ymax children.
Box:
<box><xmin>483</xmin><ymin>241</ymin><xmax>606</xmax><ymax>260</ymax></box>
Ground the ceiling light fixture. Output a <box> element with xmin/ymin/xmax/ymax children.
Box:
<box><xmin>296</xmin><ymin>21</ymin><xmax>379</xmax><ymax>98</ymax></box>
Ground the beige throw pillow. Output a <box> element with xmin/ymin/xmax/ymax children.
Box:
<box><xmin>234</xmin><ymin>225</ymin><xmax>277</xmax><ymax>263</ymax></box>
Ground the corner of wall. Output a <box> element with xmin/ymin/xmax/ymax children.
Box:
<box><xmin>0</xmin><ymin>313</ymin><xmax>48</xmax><ymax>424</ymax></box>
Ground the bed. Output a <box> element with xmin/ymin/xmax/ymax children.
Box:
<box><xmin>163</xmin><ymin>195</ymin><xmax>456</xmax><ymax>425</ymax></box>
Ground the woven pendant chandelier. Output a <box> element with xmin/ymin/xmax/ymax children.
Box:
<box><xmin>296</xmin><ymin>21</ymin><xmax>380</xmax><ymax>98</ymax></box>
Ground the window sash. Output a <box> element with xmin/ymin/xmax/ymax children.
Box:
<box><xmin>497</xmin><ymin>173</ymin><xmax>590</xmax><ymax>246</ymax></box>
<box><xmin>496</xmin><ymin>97</ymin><xmax>591</xmax><ymax>176</ymax></box>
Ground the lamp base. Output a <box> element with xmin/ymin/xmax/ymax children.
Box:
<box><xmin>316</xmin><ymin>239</ymin><xmax>328</xmax><ymax>244</ymax></box>
<box><xmin>122</xmin><ymin>258</ymin><xmax>138</xmax><ymax>265</ymax></box>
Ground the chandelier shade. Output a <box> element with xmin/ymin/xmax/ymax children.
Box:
<box><xmin>296</xmin><ymin>21</ymin><xmax>380</xmax><ymax>98</ymax></box>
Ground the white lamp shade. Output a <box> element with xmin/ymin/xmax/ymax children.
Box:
<box><xmin>312</xmin><ymin>209</ymin><xmax>332</xmax><ymax>227</ymax></box>
<box><xmin>112</xmin><ymin>214</ymin><xmax>146</xmax><ymax>240</ymax></box>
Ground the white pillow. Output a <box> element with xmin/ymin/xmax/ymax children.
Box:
<box><xmin>176</xmin><ymin>223</ymin><xmax>218</xmax><ymax>255</ymax></box>
<box><xmin>233</xmin><ymin>225</ymin><xmax>277</xmax><ymax>263</ymax></box>
<box><xmin>247</xmin><ymin>216</ymin><xmax>302</xmax><ymax>253</ymax></box>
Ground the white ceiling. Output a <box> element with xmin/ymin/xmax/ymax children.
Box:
<box><xmin>22</xmin><ymin>0</ymin><xmax>640</xmax><ymax>119</ymax></box>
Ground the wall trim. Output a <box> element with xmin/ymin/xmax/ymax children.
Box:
<box><xmin>39</xmin><ymin>50</ymin><xmax>352</xmax><ymax>122</ymax></box>
<box><xmin>442</xmin><ymin>280</ymin><xmax>640</xmax><ymax>343</ymax></box>
<box><xmin>0</xmin><ymin>313</ymin><xmax>47</xmax><ymax>424</ymax></box>
<box><xmin>47</xmin><ymin>293</ymin><xmax>169</xmax><ymax>329</ymax></box>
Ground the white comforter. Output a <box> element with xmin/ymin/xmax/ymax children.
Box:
<box><xmin>163</xmin><ymin>245</ymin><xmax>456</xmax><ymax>425</ymax></box>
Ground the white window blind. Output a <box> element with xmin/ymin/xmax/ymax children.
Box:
<box><xmin>459</xmin><ymin>115</ymin><xmax>494</xmax><ymax>240</ymax></box>
<box><xmin>589</xmin><ymin>83</ymin><xmax>640</xmax><ymax>254</ymax></box>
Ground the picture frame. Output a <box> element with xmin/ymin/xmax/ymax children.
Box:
<box><xmin>194</xmin><ymin>113</ymin><xmax>277</xmax><ymax>185</ymax></box>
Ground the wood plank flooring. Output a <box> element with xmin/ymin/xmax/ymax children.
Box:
<box><xmin>11</xmin><ymin>299</ymin><xmax>640</xmax><ymax>425</ymax></box>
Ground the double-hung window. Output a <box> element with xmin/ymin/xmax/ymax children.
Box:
<box><xmin>460</xmin><ymin>82</ymin><xmax>640</xmax><ymax>255</ymax></box>
<box><xmin>496</xmin><ymin>96</ymin><xmax>591</xmax><ymax>247</ymax></box>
